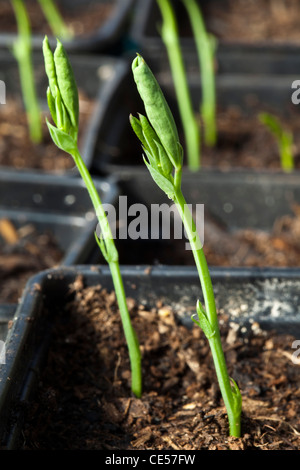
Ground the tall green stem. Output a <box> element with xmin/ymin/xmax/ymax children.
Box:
<box><xmin>131</xmin><ymin>53</ymin><xmax>241</xmax><ymax>436</ymax></box>
<box><xmin>37</xmin><ymin>0</ymin><xmax>73</xmax><ymax>40</ymax></box>
<box><xmin>71</xmin><ymin>147</ymin><xmax>142</xmax><ymax>398</ymax></box>
<box><xmin>157</xmin><ymin>0</ymin><xmax>200</xmax><ymax>171</ymax></box>
<box><xmin>174</xmin><ymin>182</ymin><xmax>241</xmax><ymax>437</ymax></box>
<box><xmin>11</xmin><ymin>0</ymin><xmax>42</xmax><ymax>143</ymax></box>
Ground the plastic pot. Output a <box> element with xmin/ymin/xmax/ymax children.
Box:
<box><xmin>0</xmin><ymin>264</ymin><xmax>299</xmax><ymax>448</ymax></box>
<box><xmin>0</xmin><ymin>170</ymin><xmax>118</xmax><ymax>303</ymax></box>
<box><xmin>92</xmin><ymin>50</ymin><xmax>299</xmax><ymax>180</ymax></box>
<box><xmin>0</xmin><ymin>0</ymin><xmax>135</xmax><ymax>54</ymax></box>
<box><xmin>0</xmin><ymin>169</ymin><xmax>119</xmax><ymax>265</ymax></box>
<box><xmin>88</xmin><ymin>57</ymin><xmax>300</xmax><ymax>267</ymax></box>
<box><xmin>0</xmin><ymin>48</ymin><xmax>128</xmax><ymax>176</ymax></box>
<box><xmin>91</xmin><ymin>54</ymin><xmax>300</xmax><ymax>217</ymax></box>
<box><xmin>130</xmin><ymin>0</ymin><xmax>300</xmax><ymax>75</ymax></box>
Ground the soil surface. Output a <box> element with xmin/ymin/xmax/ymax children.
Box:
<box><xmin>0</xmin><ymin>0</ymin><xmax>114</xmax><ymax>38</ymax></box>
<box><xmin>0</xmin><ymin>218</ymin><xmax>62</xmax><ymax>303</ymax></box>
<box><xmin>0</xmin><ymin>91</ymin><xmax>94</xmax><ymax>172</ymax></box>
<box><xmin>201</xmin><ymin>0</ymin><xmax>300</xmax><ymax>43</ymax></box>
<box><xmin>200</xmin><ymin>107</ymin><xmax>300</xmax><ymax>171</ymax></box>
<box><xmin>202</xmin><ymin>207</ymin><xmax>300</xmax><ymax>268</ymax></box>
<box><xmin>22</xmin><ymin>275</ymin><xmax>300</xmax><ymax>450</ymax></box>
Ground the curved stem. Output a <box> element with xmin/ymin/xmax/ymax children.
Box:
<box><xmin>71</xmin><ymin>147</ymin><xmax>142</xmax><ymax>398</ymax></box>
<box><xmin>174</xmin><ymin>186</ymin><xmax>241</xmax><ymax>437</ymax></box>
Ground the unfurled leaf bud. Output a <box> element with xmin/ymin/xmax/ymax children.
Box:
<box><xmin>43</xmin><ymin>36</ymin><xmax>78</xmax><ymax>141</ymax></box>
<box><xmin>54</xmin><ymin>39</ymin><xmax>79</xmax><ymax>130</ymax></box>
<box><xmin>132</xmin><ymin>54</ymin><xmax>182</xmax><ymax>170</ymax></box>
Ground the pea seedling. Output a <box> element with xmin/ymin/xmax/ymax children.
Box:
<box><xmin>42</xmin><ymin>37</ymin><xmax>142</xmax><ymax>398</ymax></box>
<box><xmin>181</xmin><ymin>0</ymin><xmax>217</xmax><ymax>147</ymax></box>
<box><xmin>130</xmin><ymin>55</ymin><xmax>242</xmax><ymax>437</ymax></box>
<box><xmin>11</xmin><ymin>0</ymin><xmax>72</xmax><ymax>144</ymax></box>
<box><xmin>259</xmin><ymin>112</ymin><xmax>294</xmax><ymax>172</ymax></box>
<box><xmin>156</xmin><ymin>0</ymin><xmax>200</xmax><ymax>171</ymax></box>
<box><xmin>11</xmin><ymin>0</ymin><xmax>42</xmax><ymax>143</ymax></box>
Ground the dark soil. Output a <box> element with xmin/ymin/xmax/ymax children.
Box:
<box><xmin>0</xmin><ymin>0</ymin><xmax>114</xmax><ymax>38</ymax></box>
<box><xmin>111</xmin><ymin>203</ymin><xmax>300</xmax><ymax>268</ymax></box>
<box><xmin>200</xmin><ymin>107</ymin><xmax>300</xmax><ymax>171</ymax></box>
<box><xmin>22</xmin><ymin>275</ymin><xmax>300</xmax><ymax>450</ymax></box>
<box><xmin>0</xmin><ymin>218</ymin><xmax>62</xmax><ymax>303</ymax></box>
<box><xmin>201</xmin><ymin>0</ymin><xmax>300</xmax><ymax>43</ymax></box>
<box><xmin>203</xmin><ymin>207</ymin><xmax>300</xmax><ymax>268</ymax></box>
<box><xmin>0</xmin><ymin>91</ymin><xmax>94</xmax><ymax>172</ymax></box>
<box><xmin>109</xmin><ymin>105</ymin><xmax>300</xmax><ymax>171</ymax></box>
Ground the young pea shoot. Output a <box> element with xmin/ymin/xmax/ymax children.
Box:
<box><xmin>11</xmin><ymin>0</ymin><xmax>42</xmax><ymax>143</ymax></box>
<box><xmin>156</xmin><ymin>0</ymin><xmax>200</xmax><ymax>171</ymax></box>
<box><xmin>130</xmin><ymin>55</ymin><xmax>242</xmax><ymax>437</ymax></box>
<box><xmin>37</xmin><ymin>0</ymin><xmax>73</xmax><ymax>41</ymax></box>
<box><xmin>42</xmin><ymin>37</ymin><xmax>142</xmax><ymax>398</ymax></box>
<box><xmin>259</xmin><ymin>112</ymin><xmax>294</xmax><ymax>173</ymax></box>
<box><xmin>181</xmin><ymin>0</ymin><xmax>217</xmax><ymax>147</ymax></box>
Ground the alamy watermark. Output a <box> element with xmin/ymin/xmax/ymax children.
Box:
<box><xmin>0</xmin><ymin>341</ymin><xmax>6</xmax><ymax>365</ymax></box>
<box><xmin>292</xmin><ymin>340</ymin><xmax>300</xmax><ymax>365</ymax></box>
<box><xmin>94</xmin><ymin>196</ymin><xmax>204</xmax><ymax>250</ymax></box>
<box><xmin>291</xmin><ymin>80</ymin><xmax>300</xmax><ymax>105</ymax></box>
<box><xmin>0</xmin><ymin>80</ymin><xmax>5</xmax><ymax>105</ymax></box>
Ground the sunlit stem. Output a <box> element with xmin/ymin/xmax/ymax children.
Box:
<box><xmin>37</xmin><ymin>0</ymin><xmax>73</xmax><ymax>40</ymax></box>
<box><xmin>70</xmin><ymin>146</ymin><xmax>142</xmax><ymax>398</ymax></box>
<box><xmin>157</xmin><ymin>0</ymin><xmax>200</xmax><ymax>171</ymax></box>
<box><xmin>173</xmin><ymin>170</ymin><xmax>241</xmax><ymax>437</ymax></box>
<box><xmin>11</xmin><ymin>0</ymin><xmax>42</xmax><ymax>143</ymax></box>
<box><xmin>182</xmin><ymin>0</ymin><xmax>217</xmax><ymax>147</ymax></box>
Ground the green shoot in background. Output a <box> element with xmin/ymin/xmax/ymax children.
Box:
<box><xmin>42</xmin><ymin>36</ymin><xmax>142</xmax><ymax>398</ymax></box>
<box><xmin>259</xmin><ymin>112</ymin><xmax>294</xmax><ymax>173</ymax></box>
<box><xmin>11</xmin><ymin>0</ymin><xmax>42</xmax><ymax>143</ymax></box>
<box><xmin>156</xmin><ymin>0</ymin><xmax>200</xmax><ymax>171</ymax></box>
<box><xmin>37</xmin><ymin>0</ymin><xmax>73</xmax><ymax>40</ymax></box>
<box><xmin>181</xmin><ymin>0</ymin><xmax>217</xmax><ymax>147</ymax></box>
<box><xmin>11</xmin><ymin>0</ymin><xmax>72</xmax><ymax>144</ymax></box>
<box><xmin>130</xmin><ymin>55</ymin><xmax>242</xmax><ymax>437</ymax></box>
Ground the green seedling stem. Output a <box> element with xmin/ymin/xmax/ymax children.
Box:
<box><xmin>156</xmin><ymin>0</ymin><xmax>200</xmax><ymax>171</ymax></box>
<box><xmin>42</xmin><ymin>36</ymin><xmax>142</xmax><ymax>398</ymax></box>
<box><xmin>37</xmin><ymin>0</ymin><xmax>73</xmax><ymax>40</ymax></box>
<box><xmin>181</xmin><ymin>0</ymin><xmax>217</xmax><ymax>147</ymax></box>
<box><xmin>130</xmin><ymin>55</ymin><xmax>242</xmax><ymax>437</ymax></box>
<box><xmin>11</xmin><ymin>0</ymin><xmax>42</xmax><ymax>143</ymax></box>
<box><xmin>259</xmin><ymin>112</ymin><xmax>294</xmax><ymax>173</ymax></box>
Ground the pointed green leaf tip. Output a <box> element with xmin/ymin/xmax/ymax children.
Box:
<box><xmin>43</xmin><ymin>36</ymin><xmax>58</xmax><ymax>98</ymax></box>
<box><xmin>42</xmin><ymin>36</ymin><xmax>79</xmax><ymax>137</ymax></box>
<box><xmin>131</xmin><ymin>54</ymin><xmax>182</xmax><ymax>170</ymax></box>
<box><xmin>54</xmin><ymin>39</ymin><xmax>79</xmax><ymax>130</ymax></box>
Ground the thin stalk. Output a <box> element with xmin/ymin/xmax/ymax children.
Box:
<box><xmin>182</xmin><ymin>0</ymin><xmax>217</xmax><ymax>147</ymax></box>
<box><xmin>174</xmin><ymin>181</ymin><xmax>241</xmax><ymax>437</ymax></box>
<box><xmin>156</xmin><ymin>0</ymin><xmax>200</xmax><ymax>171</ymax></box>
<box><xmin>11</xmin><ymin>0</ymin><xmax>42</xmax><ymax>143</ymax></box>
<box><xmin>131</xmin><ymin>54</ymin><xmax>242</xmax><ymax>437</ymax></box>
<box><xmin>37</xmin><ymin>0</ymin><xmax>73</xmax><ymax>40</ymax></box>
<box><xmin>71</xmin><ymin>146</ymin><xmax>142</xmax><ymax>398</ymax></box>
